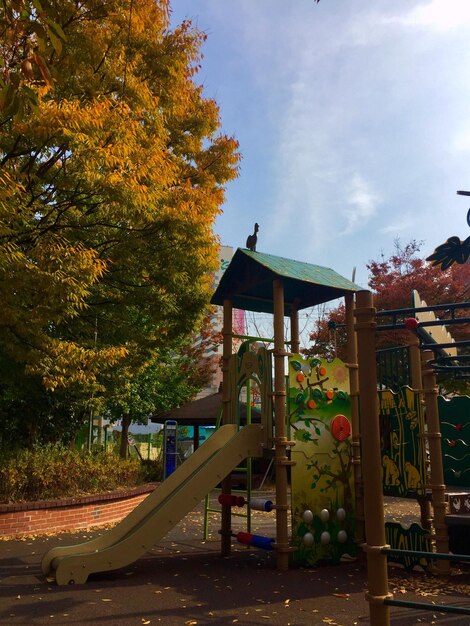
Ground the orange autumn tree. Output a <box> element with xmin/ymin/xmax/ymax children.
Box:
<box><xmin>0</xmin><ymin>1</ymin><xmax>239</xmax><ymax>398</ymax></box>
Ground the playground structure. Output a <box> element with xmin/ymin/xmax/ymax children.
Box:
<box><xmin>209</xmin><ymin>249</ymin><xmax>363</xmax><ymax>570</ymax></box>
<box><xmin>42</xmin><ymin>248</ymin><xmax>363</xmax><ymax>584</ymax></box>
<box><xmin>41</xmin><ymin>247</ymin><xmax>470</xmax><ymax>625</ymax></box>
<box><xmin>355</xmin><ymin>293</ymin><xmax>470</xmax><ymax>623</ymax></box>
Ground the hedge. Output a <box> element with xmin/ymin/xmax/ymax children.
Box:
<box><xmin>0</xmin><ymin>444</ymin><xmax>161</xmax><ymax>503</ymax></box>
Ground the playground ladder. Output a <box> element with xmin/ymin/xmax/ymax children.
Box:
<box><xmin>203</xmin><ymin>400</ymin><xmax>254</xmax><ymax>539</ymax></box>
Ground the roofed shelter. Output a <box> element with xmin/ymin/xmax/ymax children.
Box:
<box><xmin>151</xmin><ymin>390</ymin><xmax>261</xmax><ymax>449</ymax></box>
<box><xmin>210</xmin><ymin>247</ymin><xmax>362</xmax><ymax>571</ymax></box>
<box><xmin>211</xmin><ymin>248</ymin><xmax>361</xmax><ymax>315</ymax></box>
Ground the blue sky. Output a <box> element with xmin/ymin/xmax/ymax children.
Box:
<box><xmin>170</xmin><ymin>0</ymin><xmax>470</xmax><ymax>288</ymax></box>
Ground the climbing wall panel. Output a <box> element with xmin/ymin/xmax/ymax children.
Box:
<box><xmin>439</xmin><ymin>394</ymin><xmax>470</xmax><ymax>489</ymax></box>
<box><xmin>289</xmin><ymin>354</ymin><xmax>356</xmax><ymax>565</ymax></box>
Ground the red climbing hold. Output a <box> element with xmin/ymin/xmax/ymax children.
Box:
<box><xmin>331</xmin><ymin>414</ymin><xmax>351</xmax><ymax>441</ymax></box>
<box><xmin>404</xmin><ymin>317</ymin><xmax>419</xmax><ymax>331</ymax></box>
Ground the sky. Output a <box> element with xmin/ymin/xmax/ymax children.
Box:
<box><xmin>169</xmin><ymin>0</ymin><xmax>470</xmax><ymax>288</ymax></box>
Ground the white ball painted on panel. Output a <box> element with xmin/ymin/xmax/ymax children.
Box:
<box><xmin>337</xmin><ymin>530</ymin><xmax>348</xmax><ymax>543</ymax></box>
<box><xmin>303</xmin><ymin>532</ymin><xmax>314</xmax><ymax>547</ymax></box>
<box><xmin>319</xmin><ymin>508</ymin><xmax>330</xmax><ymax>523</ymax></box>
<box><xmin>320</xmin><ymin>531</ymin><xmax>331</xmax><ymax>545</ymax></box>
<box><xmin>302</xmin><ymin>509</ymin><xmax>314</xmax><ymax>524</ymax></box>
<box><xmin>336</xmin><ymin>508</ymin><xmax>346</xmax><ymax>522</ymax></box>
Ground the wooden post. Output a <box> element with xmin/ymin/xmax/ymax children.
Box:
<box><xmin>273</xmin><ymin>278</ymin><xmax>290</xmax><ymax>571</ymax></box>
<box><xmin>221</xmin><ymin>298</ymin><xmax>233</xmax><ymax>556</ymax></box>
<box><xmin>408</xmin><ymin>333</ymin><xmax>432</xmax><ymax>531</ymax></box>
<box><xmin>355</xmin><ymin>290</ymin><xmax>391</xmax><ymax>626</ymax></box>
<box><xmin>222</xmin><ymin>298</ymin><xmax>233</xmax><ymax>427</ymax></box>
<box><xmin>421</xmin><ymin>350</ymin><xmax>450</xmax><ymax>573</ymax></box>
<box><xmin>408</xmin><ymin>332</ymin><xmax>422</xmax><ymax>390</ymax></box>
<box><xmin>345</xmin><ymin>293</ymin><xmax>364</xmax><ymax>543</ymax></box>
<box><xmin>194</xmin><ymin>424</ymin><xmax>200</xmax><ymax>451</ymax></box>
<box><xmin>290</xmin><ymin>303</ymin><xmax>300</xmax><ymax>355</ymax></box>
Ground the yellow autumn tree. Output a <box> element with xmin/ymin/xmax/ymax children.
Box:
<box><xmin>0</xmin><ymin>0</ymin><xmax>239</xmax><ymax>394</ymax></box>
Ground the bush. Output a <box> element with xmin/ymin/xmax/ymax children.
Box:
<box><xmin>0</xmin><ymin>445</ymin><xmax>159</xmax><ymax>503</ymax></box>
<box><xmin>139</xmin><ymin>458</ymin><xmax>163</xmax><ymax>483</ymax></box>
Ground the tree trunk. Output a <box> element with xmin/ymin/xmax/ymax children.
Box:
<box><xmin>27</xmin><ymin>418</ymin><xmax>38</xmax><ymax>447</ymax></box>
<box><xmin>120</xmin><ymin>414</ymin><xmax>131</xmax><ymax>459</ymax></box>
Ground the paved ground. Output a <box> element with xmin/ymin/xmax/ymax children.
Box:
<box><xmin>1</xmin><ymin>496</ymin><xmax>470</xmax><ymax>626</ymax></box>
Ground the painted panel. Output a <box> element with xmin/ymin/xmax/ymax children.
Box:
<box><xmin>289</xmin><ymin>354</ymin><xmax>356</xmax><ymax>565</ymax></box>
<box><xmin>229</xmin><ymin>342</ymin><xmax>273</xmax><ymax>446</ymax></box>
<box><xmin>378</xmin><ymin>387</ymin><xmax>426</xmax><ymax>497</ymax></box>
<box><xmin>385</xmin><ymin>522</ymin><xmax>432</xmax><ymax>571</ymax></box>
<box><xmin>439</xmin><ymin>394</ymin><xmax>470</xmax><ymax>488</ymax></box>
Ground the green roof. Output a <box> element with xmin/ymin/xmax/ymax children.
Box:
<box><xmin>211</xmin><ymin>248</ymin><xmax>362</xmax><ymax>314</ymax></box>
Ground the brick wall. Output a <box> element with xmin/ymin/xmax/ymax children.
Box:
<box><xmin>0</xmin><ymin>483</ymin><xmax>157</xmax><ymax>538</ymax></box>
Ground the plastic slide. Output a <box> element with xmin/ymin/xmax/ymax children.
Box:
<box><xmin>41</xmin><ymin>423</ymin><xmax>264</xmax><ymax>585</ymax></box>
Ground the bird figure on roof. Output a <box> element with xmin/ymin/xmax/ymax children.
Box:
<box><xmin>246</xmin><ymin>222</ymin><xmax>259</xmax><ymax>252</ymax></box>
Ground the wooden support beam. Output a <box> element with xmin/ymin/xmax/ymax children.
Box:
<box><xmin>421</xmin><ymin>350</ymin><xmax>450</xmax><ymax>573</ymax></box>
<box><xmin>345</xmin><ymin>293</ymin><xmax>364</xmax><ymax>543</ymax></box>
<box><xmin>221</xmin><ymin>298</ymin><xmax>233</xmax><ymax>557</ymax></box>
<box><xmin>273</xmin><ymin>278</ymin><xmax>290</xmax><ymax>572</ymax></box>
<box><xmin>355</xmin><ymin>290</ymin><xmax>391</xmax><ymax>626</ymax></box>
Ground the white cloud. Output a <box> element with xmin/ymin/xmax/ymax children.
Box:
<box><xmin>379</xmin><ymin>218</ymin><xmax>416</xmax><ymax>235</ymax></box>
<box><xmin>172</xmin><ymin>0</ymin><xmax>470</xmax><ymax>282</ymax></box>
<box><xmin>342</xmin><ymin>174</ymin><xmax>380</xmax><ymax>234</ymax></box>
<box><xmin>387</xmin><ymin>0</ymin><xmax>470</xmax><ymax>32</ymax></box>
<box><xmin>451</xmin><ymin>129</ymin><xmax>470</xmax><ymax>153</ymax></box>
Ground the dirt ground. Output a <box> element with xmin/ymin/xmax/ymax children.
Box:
<box><xmin>1</xmin><ymin>494</ymin><xmax>470</xmax><ymax>626</ymax></box>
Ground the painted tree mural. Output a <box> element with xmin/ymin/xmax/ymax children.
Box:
<box><xmin>289</xmin><ymin>354</ymin><xmax>356</xmax><ymax>565</ymax></box>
